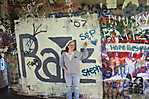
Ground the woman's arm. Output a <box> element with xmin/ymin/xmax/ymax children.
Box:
<box><xmin>80</xmin><ymin>42</ymin><xmax>89</xmax><ymax>60</ymax></box>
<box><xmin>60</xmin><ymin>53</ymin><xmax>68</xmax><ymax>70</ymax></box>
<box><xmin>60</xmin><ymin>53</ymin><xmax>65</xmax><ymax>69</ymax></box>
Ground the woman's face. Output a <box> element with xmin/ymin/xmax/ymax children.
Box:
<box><xmin>68</xmin><ymin>41</ymin><xmax>75</xmax><ymax>51</ymax></box>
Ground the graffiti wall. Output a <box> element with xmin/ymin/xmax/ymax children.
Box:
<box><xmin>100</xmin><ymin>11</ymin><xmax>149</xmax><ymax>98</ymax></box>
<box><xmin>15</xmin><ymin>15</ymin><xmax>102</xmax><ymax>98</ymax></box>
<box><xmin>13</xmin><ymin>0</ymin><xmax>149</xmax><ymax>99</ymax></box>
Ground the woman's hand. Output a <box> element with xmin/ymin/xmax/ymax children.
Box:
<box><xmin>83</xmin><ymin>42</ymin><xmax>88</xmax><ymax>48</ymax></box>
<box><xmin>64</xmin><ymin>66</ymin><xmax>69</xmax><ymax>75</ymax></box>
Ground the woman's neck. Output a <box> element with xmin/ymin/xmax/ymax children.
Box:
<box><xmin>68</xmin><ymin>50</ymin><xmax>74</xmax><ymax>53</ymax></box>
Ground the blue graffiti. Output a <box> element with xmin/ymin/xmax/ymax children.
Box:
<box><xmin>0</xmin><ymin>58</ymin><xmax>7</xmax><ymax>71</ymax></box>
<box><xmin>81</xmin><ymin>65</ymin><xmax>101</xmax><ymax>76</ymax></box>
<box><xmin>79</xmin><ymin>29</ymin><xmax>98</xmax><ymax>46</ymax></box>
<box><xmin>79</xmin><ymin>29</ymin><xmax>96</xmax><ymax>40</ymax></box>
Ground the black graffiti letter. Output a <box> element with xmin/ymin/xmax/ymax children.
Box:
<box><xmin>81</xmin><ymin>48</ymin><xmax>96</xmax><ymax>63</ymax></box>
<box><xmin>74</xmin><ymin>20</ymin><xmax>81</xmax><ymax>27</ymax></box>
<box><xmin>40</xmin><ymin>48</ymin><xmax>63</xmax><ymax>82</ymax></box>
<box><xmin>19</xmin><ymin>34</ymin><xmax>41</xmax><ymax>78</ymax></box>
<box><xmin>19</xmin><ymin>34</ymin><xmax>48</xmax><ymax>82</ymax></box>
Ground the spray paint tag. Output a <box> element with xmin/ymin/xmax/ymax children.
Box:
<box><xmin>0</xmin><ymin>58</ymin><xmax>6</xmax><ymax>71</ymax></box>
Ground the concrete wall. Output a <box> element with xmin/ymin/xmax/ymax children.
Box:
<box><xmin>15</xmin><ymin>14</ymin><xmax>103</xmax><ymax>98</ymax></box>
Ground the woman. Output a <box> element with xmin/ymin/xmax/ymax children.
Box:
<box><xmin>60</xmin><ymin>40</ymin><xmax>88</xmax><ymax>99</ymax></box>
